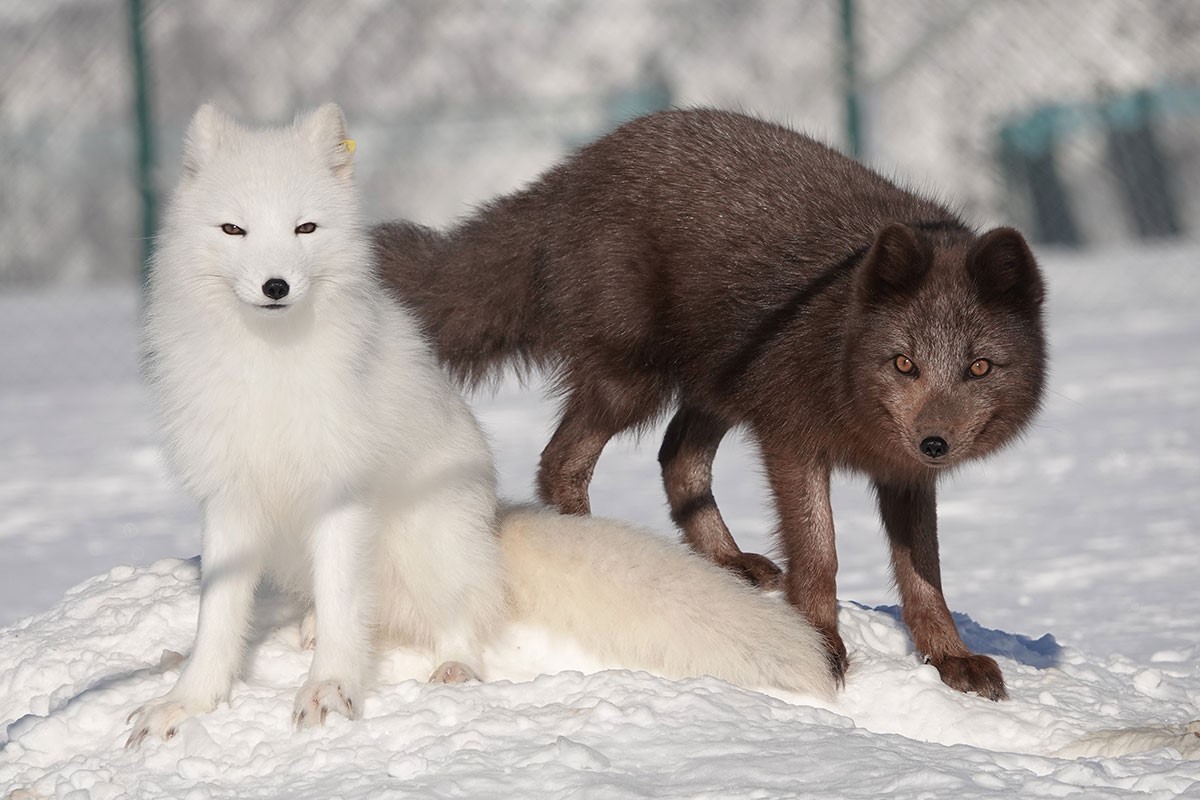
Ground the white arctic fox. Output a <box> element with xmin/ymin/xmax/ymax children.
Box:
<box><xmin>128</xmin><ymin>104</ymin><xmax>833</xmax><ymax>746</ymax></box>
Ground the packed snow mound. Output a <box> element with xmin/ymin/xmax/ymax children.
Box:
<box><xmin>3</xmin><ymin>559</ymin><xmax>1198</xmax><ymax>799</ymax></box>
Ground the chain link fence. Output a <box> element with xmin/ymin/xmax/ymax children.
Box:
<box><xmin>2</xmin><ymin>0</ymin><xmax>1198</xmax><ymax>292</ymax></box>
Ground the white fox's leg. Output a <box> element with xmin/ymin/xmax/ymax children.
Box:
<box><xmin>371</xmin><ymin>433</ymin><xmax>504</xmax><ymax>686</ymax></box>
<box><xmin>293</xmin><ymin>502</ymin><xmax>374</xmax><ymax>729</ymax></box>
<box><xmin>299</xmin><ymin>606</ymin><xmax>316</xmax><ymax>650</ymax></box>
<box><xmin>376</xmin><ymin>502</ymin><xmax>502</xmax><ymax>685</ymax></box>
<box><xmin>395</xmin><ymin>502</ymin><xmax>501</xmax><ymax>685</ymax></box>
<box><xmin>127</xmin><ymin>501</ymin><xmax>263</xmax><ymax>748</ymax></box>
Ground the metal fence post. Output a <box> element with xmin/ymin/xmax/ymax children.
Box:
<box><xmin>839</xmin><ymin>0</ymin><xmax>863</xmax><ymax>159</ymax></box>
<box><xmin>128</xmin><ymin>0</ymin><xmax>156</xmax><ymax>284</ymax></box>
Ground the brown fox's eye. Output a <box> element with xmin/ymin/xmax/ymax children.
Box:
<box><xmin>894</xmin><ymin>355</ymin><xmax>916</xmax><ymax>375</ymax></box>
<box><xmin>220</xmin><ymin>223</ymin><xmax>245</xmax><ymax>236</ymax></box>
<box><xmin>969</xmin><ymin>358</ymin><xmax>992</xmax><ymax>378</ymax></box>
<box><xmin>295</xmin><ymin>222</ymin><xmax>317</xmax><ymax>234</ymax></box>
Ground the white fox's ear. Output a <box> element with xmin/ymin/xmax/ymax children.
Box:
<box><xmin>182</xmin><ymin>104</ymin><xmax>235</xmax><ymax>176</ymax></box>
<box><xmin>300</xmin><ymin>103</ymin><xmax>354</xmax><ymax>180</ymax></box>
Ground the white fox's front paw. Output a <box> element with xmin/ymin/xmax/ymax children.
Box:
<box><xmin>125</xmin><ymin>698</ymin><xmax>203</xmax><ymax>749</ymax></box>
<box><xmin>292</xmin><ymin>680</ymin><xmax>359</xmax><ymax>729</ymax></box>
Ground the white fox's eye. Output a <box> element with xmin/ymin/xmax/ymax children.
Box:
<box><xmin>220</xmin><ymin>223</ymin><xmax>245</xmax><ymax>236</ymax></box>
<box><xmin>295</xmin><ymin>222</ymin><xmax>317</xmax><ymax>234</ymax></box>
<box><xmin>969</xmin><ymin>358</ymin><xmax>992</xmax><ymax>378</ymax></box>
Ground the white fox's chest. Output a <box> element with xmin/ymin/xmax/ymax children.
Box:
<box><xmin>153</xmin><ymin>329</ymin><xmax>378</xmax><ymax>505</ymax></box>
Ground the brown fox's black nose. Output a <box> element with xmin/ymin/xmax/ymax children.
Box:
<box><xmin>920</xmin><ymin>436</ymin><xmax>949</xmax><ymax>459</ymax></box>
<box><xmin>262</xmin><ymin>278</ymin><xmax>290</xmax><ymax>300</ymax></box>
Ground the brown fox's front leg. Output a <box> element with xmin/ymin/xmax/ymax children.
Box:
<box><xmin>761</xmin><ymin>444</ymin><xmax>847</xmax><ymax>683</ymax></box>
<box><xmin>875</xmin><ymin>480</ymin><xmax>1007</xmax><ymax>701</ymax></box>
<box><xmin>659</xmin><ymin>406</ymin><xmax>783</xmax><ymax>588</ymax></box>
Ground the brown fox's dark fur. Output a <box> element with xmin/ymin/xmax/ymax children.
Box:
<box><xmin>375</xmin><ymin>109</ymin><xmax>1047</xmax><ymax>700</ymax></box>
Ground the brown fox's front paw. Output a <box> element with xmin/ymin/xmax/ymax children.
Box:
<box><xmin>717</xmin><ymin>551</ymin><xmax>783</xmax><ymax>589</ymax></box>
<box><xmin>928</xmin><ymin>653</ymin><xmax>1007</xmax><ymax>701</ymax></box>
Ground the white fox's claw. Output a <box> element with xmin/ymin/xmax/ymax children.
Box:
<box><xmin>293</xmin><ymin>680</ymin><xmax>358</xmax><ymax>729</ymax></box>
<box><xmin>125</xmin><ymin>699</ymin><xmax>192</xmax><ymax>749</ymax></box>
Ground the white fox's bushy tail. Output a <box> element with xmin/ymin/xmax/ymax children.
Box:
<box><xmin>498</xmin><ymin>506</ymin><xmax>836</xmax><ymax>701</ymax></box>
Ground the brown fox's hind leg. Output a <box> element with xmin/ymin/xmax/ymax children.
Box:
<box><xmin>537</xmin><ymin>373</ymin><xmax>663</xmax><ymax>516</ymax></box>
<box><xmin>659</xmin><ymin>405</ymin><xmax>783</xmax><ymax>589</ymax></box>
<box><xmin>761</xmin><ymin>444</ymin><xmax>848</xmax><ymax>683</ymax></box>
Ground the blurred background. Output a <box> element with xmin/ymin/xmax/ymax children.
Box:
<box><xmin>4</xmin><ymin>0</ymin><xmax>1199</xmax><ymax>288</ymax></box>
<box><xmin>1</xmin><ymin>0</ymin><xmax>1198</xmax><ymax>625</ymax></box>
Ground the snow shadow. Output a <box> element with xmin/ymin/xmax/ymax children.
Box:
<box><xmin>1</xmin><ymin>660</ymin><xmax>165</xmax><ymax>751</ymax></box>
<box><xmin>873</xmin><ymin>604</ymin><xmax>1062</xmax><ymax>669</ymax></box>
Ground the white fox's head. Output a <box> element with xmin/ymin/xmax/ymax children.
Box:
<box><xmin>154</xmin><ymin>103</ymin><xmax>367</xmax><ymax>314</ymax></box>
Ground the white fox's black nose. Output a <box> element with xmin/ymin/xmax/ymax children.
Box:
<box><xmin>262</xmin><ymin>278</ymin><xmax>290</xmax><ymax>301</ymax></box>
<box><xmin>920</xmin><ymin>436</ymin><xmax>949</xmax><ymax>459</ymax></box>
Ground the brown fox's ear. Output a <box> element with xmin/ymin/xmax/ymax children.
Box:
<box><xmin>856</xmin><ymin>223</ymin><xmax>931</xmax><ymax>304</ymax></box>
<box><xmin>968</xmin><ymin>227</ymin><xmax>1044</xmax><ymax>311</ymax></box>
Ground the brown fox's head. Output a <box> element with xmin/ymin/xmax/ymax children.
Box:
<box><xmin>844</xmin><ymin>223</ymin><xmax>1047</xmax><ymax>475</ymax></box>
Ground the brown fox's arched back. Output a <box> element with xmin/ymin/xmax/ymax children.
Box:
<box><xmin>374</xmin><ymin>109</ymin><xmax>1047</xmax><ymax>701</ymax></box>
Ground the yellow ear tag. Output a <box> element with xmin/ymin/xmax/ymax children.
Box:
<box><xmin>342</xmin><ymin>139</ymin><xmax>356</xmax><ymax>154</ymax></box>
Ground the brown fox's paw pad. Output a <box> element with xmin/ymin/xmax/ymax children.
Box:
<box><xmin>292</xmin><ymin>680</ymin><xmax>359</xmax><ymax>729</ymax></box>
<box><xmin>125</xmin><ymin>699</ymin><xmax>193</xmax><ymax>749</ymax></box>
<box><xmin>929</xmin><ymin>653</ymin><xmax>1008</xmax><ymax>701</ymax></box>
<box><xmin>429</xmin><ymin>661</ymin><xmax>480</xmax><ymax>684</ymax></box>
<box><xmin>717</xmin><ymin>552</ymin><xmax>783</xmax><ymax>589</ymax></box>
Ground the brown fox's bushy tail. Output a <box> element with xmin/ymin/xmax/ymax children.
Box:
<box><xmin>372</xmin><ymin>195</ymin><xmax>548</xmax><ymax>387</ymax></box>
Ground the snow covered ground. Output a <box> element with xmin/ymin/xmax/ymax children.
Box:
<box><xmin>1</xmin><ymin>242</ymin><xmax>1199</xmax><ymax>797</ymax></box>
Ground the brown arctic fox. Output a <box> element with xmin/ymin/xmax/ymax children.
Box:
<box><xmin>375</xmin><ymin>109</ymin><xmax>1046</xmax><ymax>700</ymax></box>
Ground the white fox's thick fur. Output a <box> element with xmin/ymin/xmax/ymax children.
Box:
<box><xmin>128</xmin><ymin>104</ymin><xmax>832</xmax><ymax>746</ymax></box>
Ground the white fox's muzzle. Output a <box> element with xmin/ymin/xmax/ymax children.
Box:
<box><xmin>233</xmin><ymin>272</ymin><xmax>310</xmax><ymax>311</ymax></box>
<box><xmin>260</xmin><ymin>277</ymin><xmax>291</xmax><ymax>309</ymax></box>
